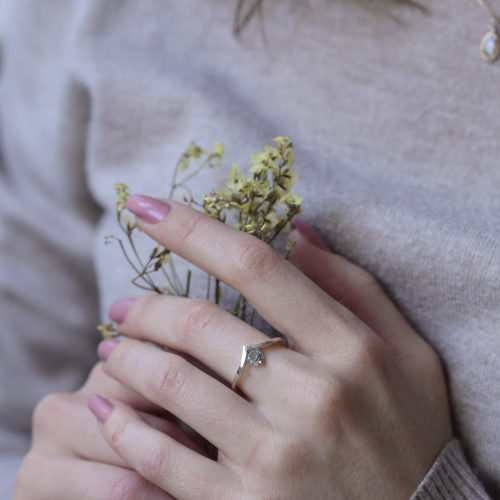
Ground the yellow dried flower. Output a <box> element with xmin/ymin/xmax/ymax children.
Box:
<box><xmin>115</xmin><ymin>183</ymin><xmax>131</xmax><ymax>211</ymax></box>
<box><xmin>216</xmin><ymin>188</ymin><xmax>234</xmax><ymax>201</ymax></box>
<box><xmin>214</xmin><ymin>141</ymin><xmax>225</xmax><ymax>157</ymax></box>
<box><xmin>179</xmin><ymin>141</ymin><xmax>206</xmax><ymax>172</ymax></box>
<box><xmin>187</xmin><ymin>141</ymin><xmax>205</xmax><ymax>159</ymax></box>
<box><xmin>97</xmin><ymin>323</ymin><xmax>118</xmax><ymax>339</ymax></box>
<box><xmin>227</xmin><ymin>164</ymin><xmax>249</xmax><ymax>193</ymax></box>
<box><xmin>280</xmin><ymin>193</ymin><xmax>303</xmax><ymax>207</ymax></box>
<box><xmin>285</xmin><ymin>148</ymin><xmax>295</xmax><ymax>169</ymax></box>
<box><xmin>264</xmin><ymin>210</ymin><xmax>280</xmax><ymax>229</ymax></box>
<box><xmin>273</xmin><ymin>136</ymin><xmax>293</xmax><ymax>150</ymax></box>
<box><xmin>107</xmin><ymin>136</ymin><xmax>302</xmax><ymax>338</ymax></box>
<box><xmin>203</xmin><ymin>136</ymin><xmax>302</xmax><ymax>245</ymax></box>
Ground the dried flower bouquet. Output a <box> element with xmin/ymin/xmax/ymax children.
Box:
<box><xmin>99</xmin><ymin>137</ymin><xmax>302</xmax><ymax>338</ymax></box>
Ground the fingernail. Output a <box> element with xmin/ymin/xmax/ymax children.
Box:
<box><xmin>97</xmin><ymin>339</ymin><xmax>119</xmax><ymax>362</ymax></box>
<box><xmin>88</xmin><ymin>395</ymin><xmax>113</xmax><ymax>424</ymax></box>
<box><xmin>126</xmin><ymin>195</ymin><xmax>171</xmax><ymax>224</ymax></box>
<box><xmin>292</xmin><ymin>217</ymin><xmax>332</xmax><ymax>253</ymax></box>
<box><xmin>108</xmin><ymin>298</ymin><xmax>135</xmax><ymax>323</ymax></box>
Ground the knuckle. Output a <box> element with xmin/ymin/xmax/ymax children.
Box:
<box><xmin>272</xmin><ymin>439</ymin><xmax>310</xmax><ymax>473</ymax></box>
<box><xmin>146</xmin><ymin>357</ymin><xmax>187</xmax><ymax>401</ymax></box>
<box><xmin>339</xmin><ymin>260</ymin><xmax>379</xmax><ymax>292</ymax></box>
<box><xmin>288</xmin><ymin>364</ymin><xmax>349</xmax><ymax>432</ymax></box>
<box><xmin>234</xmin><ymin>242</ymin><xmax>282</xmax><ymax>285</ymax></box>
<box><xmin>110</xmin><ymin>418</ymin><xmax>132</xmax><ymax>448</ymax></box>
<box><xmin>339</xmin><ymin>267</ymin><xmax>381</xmax><ymax>307</ymax></box>
<box><xmin>32</xmin><ymin>393</ymin><xmax>68</xmax><ymax>437</ymax></box>
<box><xmin>303</xmin><ymin>372</ymin><xmax>348</xmax><ymax>423</ymax></box>
<box><xmin>421</xmin><ymin>343</ymin><xmax>443</xmax><ymax>375</ymax></box>
<box><xmin>176</xmin><ymin>211</ymin><xmax>206</xmax><ymax>245</ymax></box>
<box><xmin>176</xmin><ymin>300</ymin><xmax>219</xmax><ymax>346</ymax></box>
<box><xmin>109</xmin><ymin>471</ymin><xmax>156</xmax><ymax>500</ymax></box>
<box><xmin>127</xmin><ymin>294</ymin><xmax>161</xmax><ymax>333</ymax></box>
<box><xmin>139</xmin><ymin>442</ymin><xmax>176</xmax><ymax>480</ymax></box>
<box><xmin>353</xmin><ymin>266</ymin><xmax>378</xmax><ymax>291</ymax></box>
<box><xmin>346</xmin><ymin>334</ymin><xmax>387</xmax><ymax>378</ymax></box>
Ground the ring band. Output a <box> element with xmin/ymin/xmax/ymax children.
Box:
<box><xmin>232</xmin><ymin>337</ymin><xmax>287</xmax><ymax>392</ymax></box>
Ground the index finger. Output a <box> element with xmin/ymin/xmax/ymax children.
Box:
<box><xmin>125</xmin><ymin>195</ymin><xmax>368</xmax><ymax>355</ymax></box>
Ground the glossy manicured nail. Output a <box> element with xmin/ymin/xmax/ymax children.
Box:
<box><xmin>97</xmin><ymin>339</ymin><xmax>119</xmax><ymax>362</ymax></box>
<box><xmin>88</xmin><ymin>395</ymin><xmax>113</xmax><ymax>424</ymax></box>
<box><xmin>292</xmin><ymin>217</ymin><xmax>332</xmax><ymax>253</ymax></box>
<box><xmin>126</xmin><ymin>195</ymin><xmax>171</xmax><ymax>224</ymax></box>
<box><xmin>108</xmin><ymin>298</ymin><xmax>135</xmax><ymax>323</ymax></box>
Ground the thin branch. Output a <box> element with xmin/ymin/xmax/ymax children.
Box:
<box><xmin>232</xmin><ymin>293</ymin><xmax>243</xmax><ymax>316</ymax></box>
<box><xmin>176</xmin><ymin>161</ymin><xmax>211</xmax><ymax>187</ymax></box>
<box><xmin>169</xmin><ymin>259</ymin><xmax>185</xmax><ymax>296</ymax></box>
<box><xmin>161</xmin><ymin>266</ymin><xmax>182</xmax><ymax>296</ymax></box>
<box><xmin>234</xmin><ymin>0</ymin><xmax>264</xmax><ymax>36</ymax></box>
<box><xmin>168</xmin><ymin>158</ymin><xmax>184</xmax><ymax>200</ymax></box>
<box><xmin>206</xmin><ymin>274</ymin><xmax>212</xmax><ymax>300</ymax></box>
<box><xmin>250</xmin><ymin>307</ymin><xmax>256</xmax><ymax>326</ymax></box>
<box><xmin>215</xmin><ymin>279</ymin><xmax>220</xmax><ymax>305</ymax></box>
<box><xmin>185</xmin><ymin>269</ymin><xmax>192</xmax><ymax>297</ymax></box>
<box><xmin>241</xmin><ymin>298</ymin><xmax>247</xmax><ymax>322</ymax></box>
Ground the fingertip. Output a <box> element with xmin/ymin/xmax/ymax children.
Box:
<box><xmin>88</xmin><ymin>395</ymin><xmax>114</xmax><ymax>424</ymax></box>
<box><xmin>97</xmin><ymin>339</ymin><xmax>119</xmax><ymax>362</ymax></box>
<box><xmin>291</xmin><ymin>217</ymin><xmax>332</xmax><ymax>253</ymax></box>
<box><xmin>126</xmin><ymin>195</ymin><xmax>171</xmax><ymax>224</ymax></box>
<box><xmin>108</xmin><ymin>298</ymin><xmax>135</xmax><ymax>323</ymax></box>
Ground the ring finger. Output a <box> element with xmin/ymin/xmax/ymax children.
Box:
<box><xmin>109</xmin><ymin>294</ymin><xmax>300</xmax><ymax>401</ymax></box>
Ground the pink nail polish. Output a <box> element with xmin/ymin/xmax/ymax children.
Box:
<box><xmin>126</xmin><ymin>195</ymin><xmax>171</xmax><ymax>224</ymax></box>
<box><xmin>88</xmin><ymin>395</ymin><xmax>113</xmax><ymax>424</ymax></box>
<box><xmin>292</xmin><ymin>217</ymin><xmax>332</xmax><ymax>253</ymax></box>
<box><xmin>108</xmin><ymin>298</ymin><xmax>135</xmax><ymax>323</ymax></box>
<box><xmin>97</xmin><ymin>339</ymin><xmax>119</xmax><ymax>362</ymax></box>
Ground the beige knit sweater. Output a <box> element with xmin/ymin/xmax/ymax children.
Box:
<box><xmin>0</xmin><ymin>0</ymin><xmax>498</xmax><ymax>498</ymax></box>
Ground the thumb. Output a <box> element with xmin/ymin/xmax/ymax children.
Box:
<box><xmin>289</xmin><ymin>218</ymin><xmax>438</xmax><ymax>382</ymax></box>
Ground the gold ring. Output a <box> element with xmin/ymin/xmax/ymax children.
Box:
<box><xmin>232</xmin><ymin>337</ymin><xmax>287</xmax><ymax>392</ymax></box>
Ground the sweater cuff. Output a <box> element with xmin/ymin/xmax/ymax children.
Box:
<box><xmin>411</xmin><ymin>439</ymin><xmax>490</xmax><ymax>500</ymax></box>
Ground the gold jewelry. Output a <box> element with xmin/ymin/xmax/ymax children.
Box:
<box><xmin>232</xmin><ymin>337</ymin><xmax>286</xmax><ymax>392</ymax></box>
<box><xmin>476</xmin><ymin>0</ymin><xmax>500</xmax><ymax>61</ymax></box>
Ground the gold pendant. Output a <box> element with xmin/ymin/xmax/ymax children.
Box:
<box><xmin>480</xmin><ymin>27</ymin><xmax>500</xmax><ymax>61</ymax></box>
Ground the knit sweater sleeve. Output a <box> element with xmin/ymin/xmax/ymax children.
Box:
<box><xmin>411</xmin><ymin>440</ymin><xmax>491</xmax><ymax>500</ymax></box>
<box><xmin>0</xmin><ymin>2</ymin><xmax>103</xmax><ymax>497</ymax></box>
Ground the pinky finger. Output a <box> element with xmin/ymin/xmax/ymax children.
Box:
<box><xmin>14</xmin><ymin>453</ymin><xmax>173</xmax><ymax>500</ymax></box>
<box><xmin>94</xmin><ymin>397</ymin><xmax>237</xmax><ymax>500</ymax></box>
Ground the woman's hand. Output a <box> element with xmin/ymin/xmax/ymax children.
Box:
<box><xmin>13</xmin><ymin>359</ymin><xmax>208</xmax><ymax>500</ymax></box>
<box><xmin>91</xmin><ymin>195</ymin><xmax>452</xmax><ymax>500</ymax></box>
